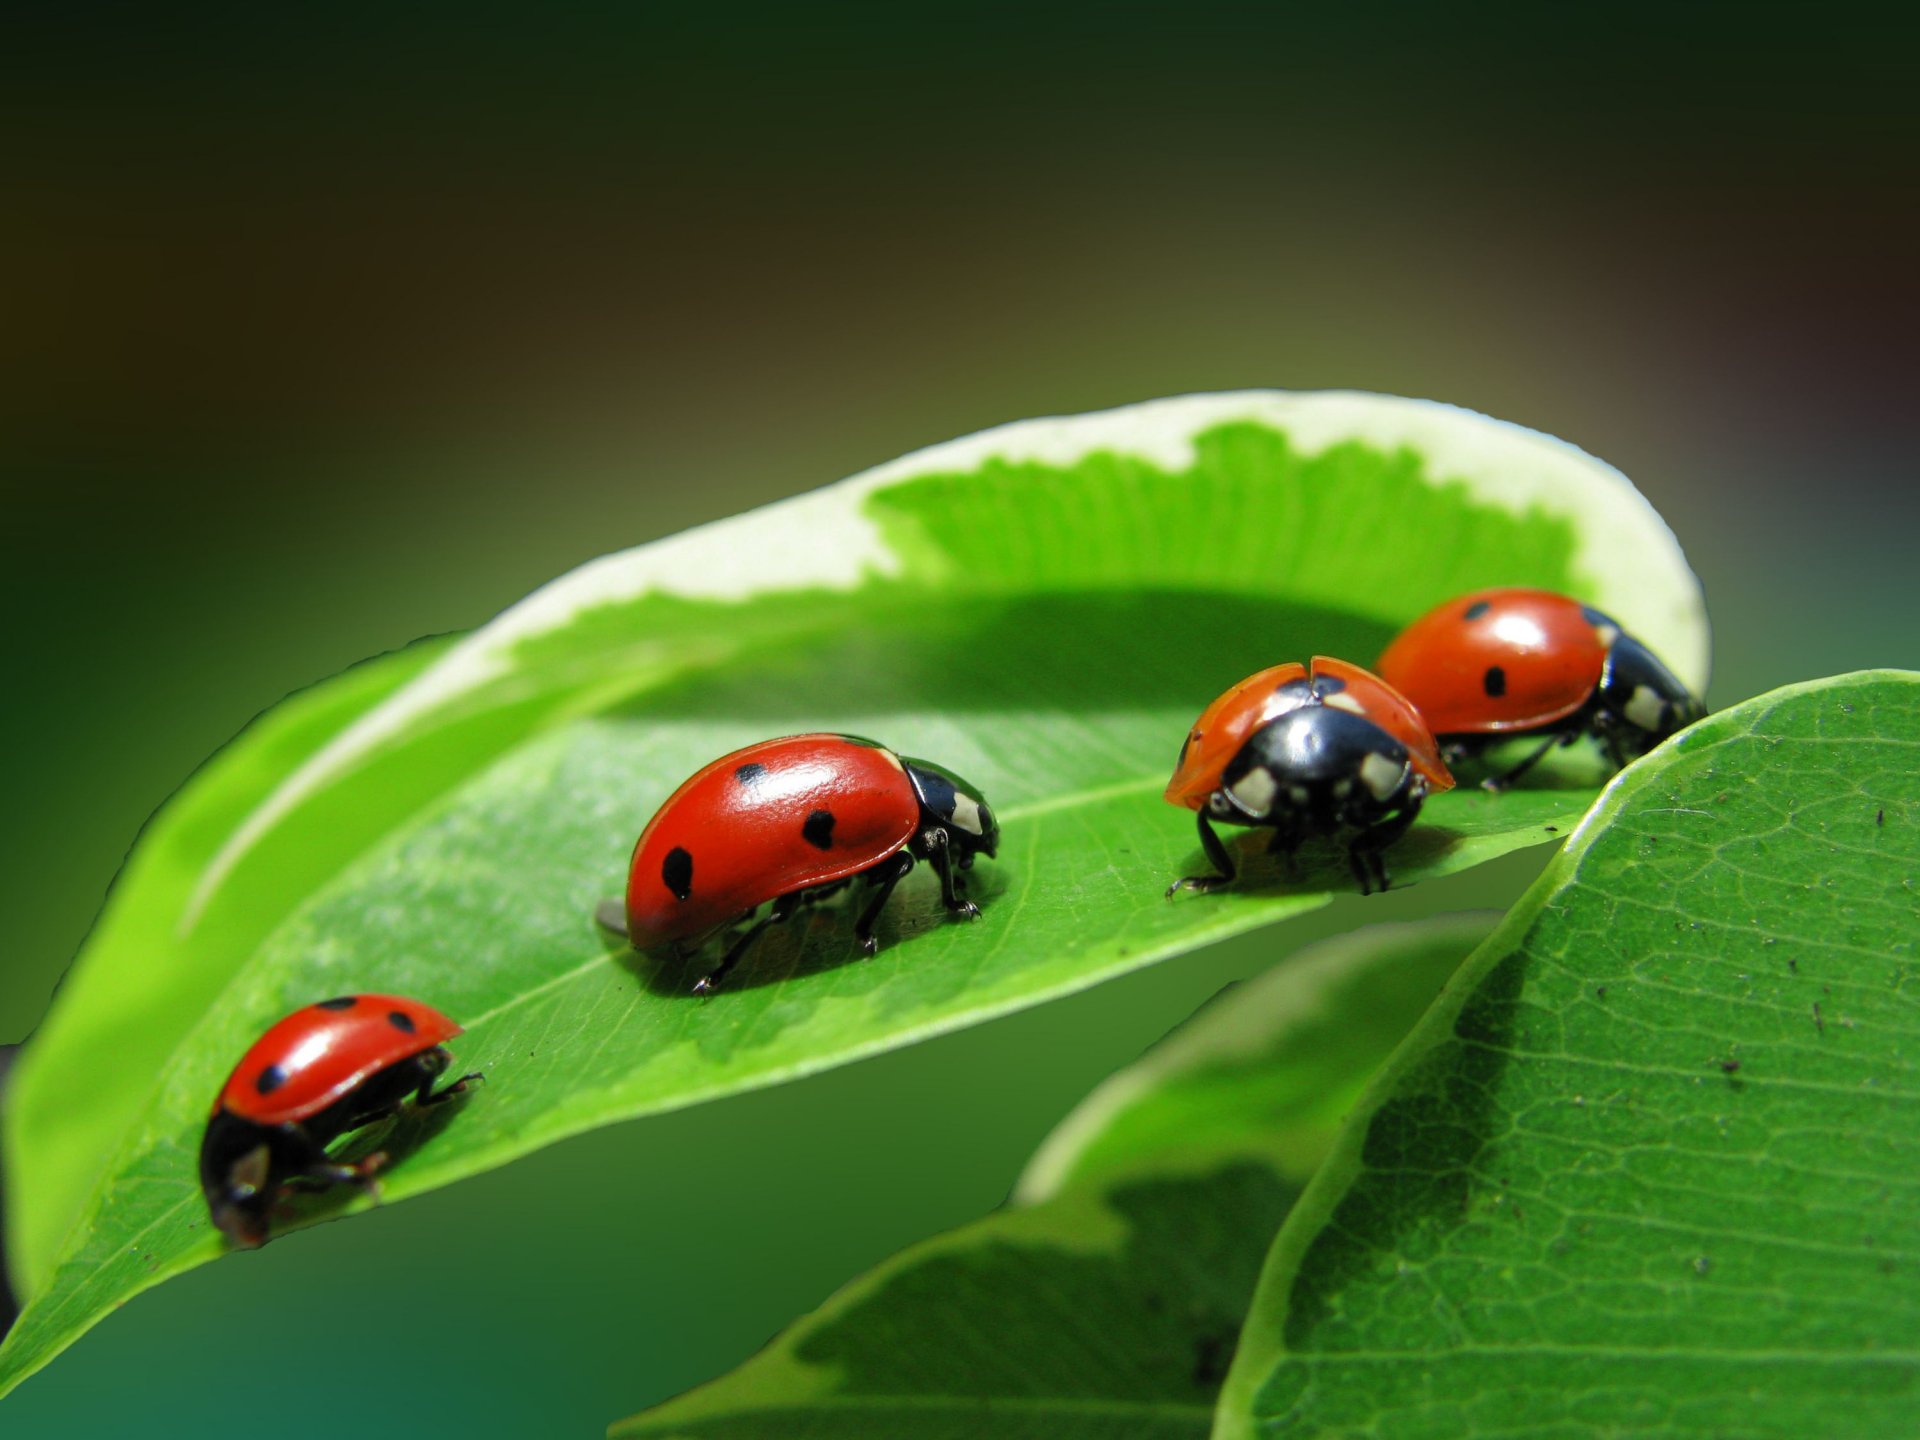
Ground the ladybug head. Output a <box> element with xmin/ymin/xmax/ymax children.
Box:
<box><xmin>1597</xmin><ymin>633</ymin><xmax>1706</xmax><ymax>751</ymax></box>
<box><xmin>902</xmin><ymin>758</ymin><xmax>999</xmax><ymax>862</ymax></box>
<box><xmin>199</xmin><ymin>1109</ymin><xmax>277</xmax><ymax>1249</ymax></box>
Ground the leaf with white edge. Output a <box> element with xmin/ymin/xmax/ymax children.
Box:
<box><xmin>0</xmin><ymin>392</ymin><xmax>1705</xmax><ymax>1399</ymax></box>
<box><xmin>1017</xmin><ymin>914</ymin><xmax>1500</xmax><ymax>1205</ymax></box>
<box><xmin>1217</xmin><ymin>671</ymin><xmax>1920</xmax><ymax>1440</ymax></box>
<box><xmin>615</xmin><ymin>917</ymin><xmax>1490</xmax><ymax>1438</ymax></box>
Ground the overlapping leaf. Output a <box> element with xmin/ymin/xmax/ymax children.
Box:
<box><xmin>1217</xmin><ymin>672</ymin><xmax>1920</xmax><ymax>1438</ymax></box>
<box><xmin>0</xmin><ymin>392</ymin><xmax>1705</xmax><ymax>1398</ymax></box>
<box><xmin>616</xmin><ymin>918</ymin><xmax>1490</xmax><ymax>1438</ymax></box>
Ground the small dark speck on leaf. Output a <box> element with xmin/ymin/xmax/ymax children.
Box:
<box><xmin>1788</xmin><ymin>958</ymin><xmax>1798</xmax><ymax>973</ymax></box>
<box><xmin>1718</xmin><ymin>1059</ymin><xmax>1741</xmax><ymax>1074</ymax></box>
<box><xmin>1877</xmin><ymin>809</ymin><xmax>1886</xmax><ymax>827</ymax></box>
<box><xmin>1814</xmin><ymin>1003</ymin><xmax>1825</xmax><ymax>1031</ymax></box>
<box><xmin>1544</xmin><ymin>825</ymin><xmax>1558</xmax><ymax>834</ymax></box>
<box><xmin>1694</xmin><ymin>1256</ymin><xmax>1712</xmax><ymax>1275</ymax></box>
<box><xmin>1595</xmin><ymin>986</ymin><xmax>1607</xmax><ymax>999</ymax></box>
<box><xmin>1190</xmin><ymin>1333</ymin><xmax>1232</xmax><ymax>1387</ymax></box>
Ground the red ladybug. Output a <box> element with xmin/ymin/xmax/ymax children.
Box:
<box><xmin>1376</xmin><ymin>587</ymin><xmax>1705</xmax><ymax>789</ymax></box>
<box><xmin>1165</xmin><ymin>657</ymin><xmax>1453</xmax><ymax>896</ymax></box>
<box><xmin>613</xmin><ymin>733</ymin><xmax>999</xmax><ymax>992</ymax></box>
<box><xmin>199</xmin><ymin>994</ymin><xmax>479</xmax><ymax>1248</ymax></box>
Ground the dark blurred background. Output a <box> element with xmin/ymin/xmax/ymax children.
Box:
<box><xmin>4</xmin><ymin>4</ymin><xmax>1915</xmax><ymax>1433</ymax></box>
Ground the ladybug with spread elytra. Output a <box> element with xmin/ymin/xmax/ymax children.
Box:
<box><xmin>1376</xmin><ymin>587</ymin><xmax>1705</xmax><ymax>790</ymax></box>
<box><xmin>607</xmin><ymin>733</ymin><xmax>999</xmax><ymax>993</ymax></box>
<box><xmin>1165</xmin><ymin>656</ymin><xmax>1453</xmax><ymax>896</ymax></box>
<box><xmin>199</xmin><ymin>994</ymin><xmax>480</xmax><ymax>1248</ymax></box>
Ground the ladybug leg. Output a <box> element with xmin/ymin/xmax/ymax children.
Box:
<box><xmin>1167</xmin><ymin>812</ymin><xmax>1236</xmax><ymax>897</ymax></box>
<box><xmin>1347</xmin><ymin>799</ymin><xmax>1421</xmax><ymax>895</ymax></box>
<box><xmin>1263</xmin><ymin>817</ymin><xmax>1306</xmax><ymax>877</ymax></box>
<box><xmin>416</xmin><ymin>1071</ymin><xmax>484</xmax><ymax>1108</ymax></box>
<box><xmin>921</xmin><ymin>827</ymin><xmax>981</xmax><ymax>921</ymax></box>
<box><xmin>693</xmin><ymin>892</ymin><xmax>803</xmax><ymax>994</ymax></box>
<box><xmin>1479</xmin><ymin>731</ymin><xmax>1566</xmax><ymax>793</ymax></box>
<box><xmin>853</xmin><ymin>851</ymin><xmax>917</xmax><ymax>956</ymax></box>
<box><xmin>279</xmin><ymin>1127</ymin><xmax>388</xmax><ymax>1200</ymax></box>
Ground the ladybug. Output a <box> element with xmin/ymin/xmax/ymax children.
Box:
<box><xmin>199</xmin><ymin>994</ymin><xmax>480</xmax><ymax>1248</ymax></box>
<box><xmin>612</xmin><ymin>733</ymin><xmax>999</xmax><ymax>992</ymax></box>
<box><xmin>1376</xmin><ymin>587</ymin><xmax>1705</xmax><ymax>789</ymax></box>
<box><xmin>1165</xmin><ymin>657</ymin><xmax>1453</xmax><ymax>896</ymax></box>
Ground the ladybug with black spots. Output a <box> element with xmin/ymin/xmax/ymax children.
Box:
<box><xmin>1376</xmin><ymin>587</ymin><xmax>1705</xmax><ymax>789</ymax></box>
<box><xmin>1165</xmin><ymin>657</ymin><xmax>1453</xmax><ymax>896</ymax></box>
<box><xmin>199</xmin><ymin>994</ymin><xmax>480</xmax><ymax>1248</ymax></box>
<box><xmin>611</xmin><ymin>733</ymin><xmax>999</xmax><ymax>992</ymax></box>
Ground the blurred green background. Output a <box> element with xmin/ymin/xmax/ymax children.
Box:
<box><xmin>3</xmin><ymin>5</ymin><xmax>1915</xmax><ymax>1434</ymax></box>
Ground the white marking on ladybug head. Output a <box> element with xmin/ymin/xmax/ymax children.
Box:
<box><xmin>230</xmin><ymin>1145</ymin><xmax>271</xmax><ymax>1201</ymax></box>
<box><xmin>1228</xmin><ymin>767</ymin><xmax>1279</xmax><ymax>818</ymax></box>
<box><xmin>1322</xmin><ymin>691</ymin><xmax>1366</xmax><ymax>716</ymax></box>
<box><xmin>1594</xmin><ymin>622</ymin><xmax>1621</xmax><ymax>645</ymax></box>
<box><xmin>1359</xmin><ymin>751</ymin><xmax>1407</xmax><ymax>802</ymax></box>
<box><xmin>1625</xmin><ymin>685</ymin><xmax>1668</xmax><ymax>733</ymax></box>
<box><xmin>948</xmin><ymin>791</ymin><xmax>986</xmax><ymax>836</ymax></box>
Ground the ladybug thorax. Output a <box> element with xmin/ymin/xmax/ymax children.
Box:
<box><xmin>1216</xmin><ymin>706</ymin><xmax>1411</xmax><ymax>821</ymax></box>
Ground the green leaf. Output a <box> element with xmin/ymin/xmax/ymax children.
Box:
<box><xmin>615</xmin><ymin>917</ymin><xmax>1493</xmax><ymax>1438</ymax></box>
<box><xmin>1218</xmin><ymin>671</ymin><xmax>1920</xmax><ymax>1440</ymax></box>
<box><xmin>0</xmin><ymin>392</ymin><xmax>1704</xmax><ymax>1399</ymax></box>
<box><xmin>1016</xmin><ymin>914</ymin><xmax>1501</xmax><ymax>1205</ymax></box>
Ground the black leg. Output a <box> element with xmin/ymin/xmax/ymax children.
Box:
<box><xmin>415</xmin><ymin>1071</ymin><xmax>483</xmax><ymax>1108</ymax></box>
<box><xmin>694</xmin><ymin>892</ymin><xmax>802</xmax><ymax>994</ymax></box>
<box><xmin>1346</xmin><ymin>803</ymin><xmax>1420</xmax><ymax>895</ymax></box>
<box><xmin>852</xmin><ymin>852</ymin><xmax>916</xmax><ymax>956</ymax></box>
<box><xmin>921</xmin><ymin>827</ymin><xmax>980</xmax><ymax>919</ymax></box>
<box><xmin>1168</xmin><ymin>811</ymin><xmax>1237</xmax><ymax>897</ymax></box>
<box><xmin>280</xmin><ymin>1127</ymin><xmax>388</xmax><ymax>1198</ymax></box>
<box><xmin>1479</xmin><ymin>731</ymin><xmax>1567</xmax><ymax>793</ymax></box>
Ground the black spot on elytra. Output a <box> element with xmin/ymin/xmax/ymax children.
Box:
<box><xmin>1484</xmin><ymin>665</ymin><xmax>1507</xmax><ymax>697</ymax></box>
<box><xmin>734</xmin><ymin>762</ymin><xmax>766</xmax><ymax>785</ymax></box>
<box><xmin>388</xmin><ymin>1010</ymin><xmax>416</xmax><ymax>1034</ymax></box>
<box><xmin>803</xmin><ymin>809</ymin><xmax>836</xmax><ymax>850</ymax></box>
<box><xmin>316</xmin><ymin>996</ymin><xmax>357</xmax><ymax>1011</ymax></box>
<box><xmin>662</xmin><ymin>846</ymin><xmax>694</xmax><ymax>901</ymax></box>
<box><xmin>1463</xmin><ymin>600</ymin><xmax>1492</xmax><ymax>620</ymax></box>
<box><xmin>255</xmin><ymin>1064</ymin><xmax>287</xmax><ymax>1095</ymax></box>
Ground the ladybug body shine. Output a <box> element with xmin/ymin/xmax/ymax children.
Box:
<box><xmin>1377</xmin><ymin>588</ymin><xmax>1704</xmax><ymax>788</ymax></box>
<box><xmin>1165</xmin><ymin>657</ymin><xmax>1452</xmax><ymax>895</ymax></box>
<box><xmin>199</xmin><ymin>994</ymin><xmax>478</xmax><ymax>1248</ymax></box>
<box><xmin>620</xmin><ymin>733</ymin><xmax>998</xmax><ymax>992</ymax></box>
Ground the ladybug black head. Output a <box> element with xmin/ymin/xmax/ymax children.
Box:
<box><xmin>1597</xmin><ymin>633</ymin><xmax>1706</xmax><ymax>749</ymax></box>
<box><xmin>200</xmin><ymin>1108</ymin><xmax>277</xmax><ymax>1249</ymax></box>
<box><xmin>902</xmin><ymin>758</ymin><xmax>1000</xmax><ymax>861</ymax></box>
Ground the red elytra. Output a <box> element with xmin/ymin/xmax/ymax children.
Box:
<box><xmin>217</xmin><ymin>995</ymin><xmax>463</xmax><ymax>1126</ymax></box>
<box><xmin>1377</xmin><ymin>587</ymin><xmax>1613</xmax><ymax>735</ymax></box>
<box><xmin>624</xmin><ymin>734</ymin><xmax>923</xmax><ymax>949</ymax></box>
<box><xmin>1165</xmin><ymin>656</ymin><xmax>1452</xmax><ymax>809</ymax></box>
